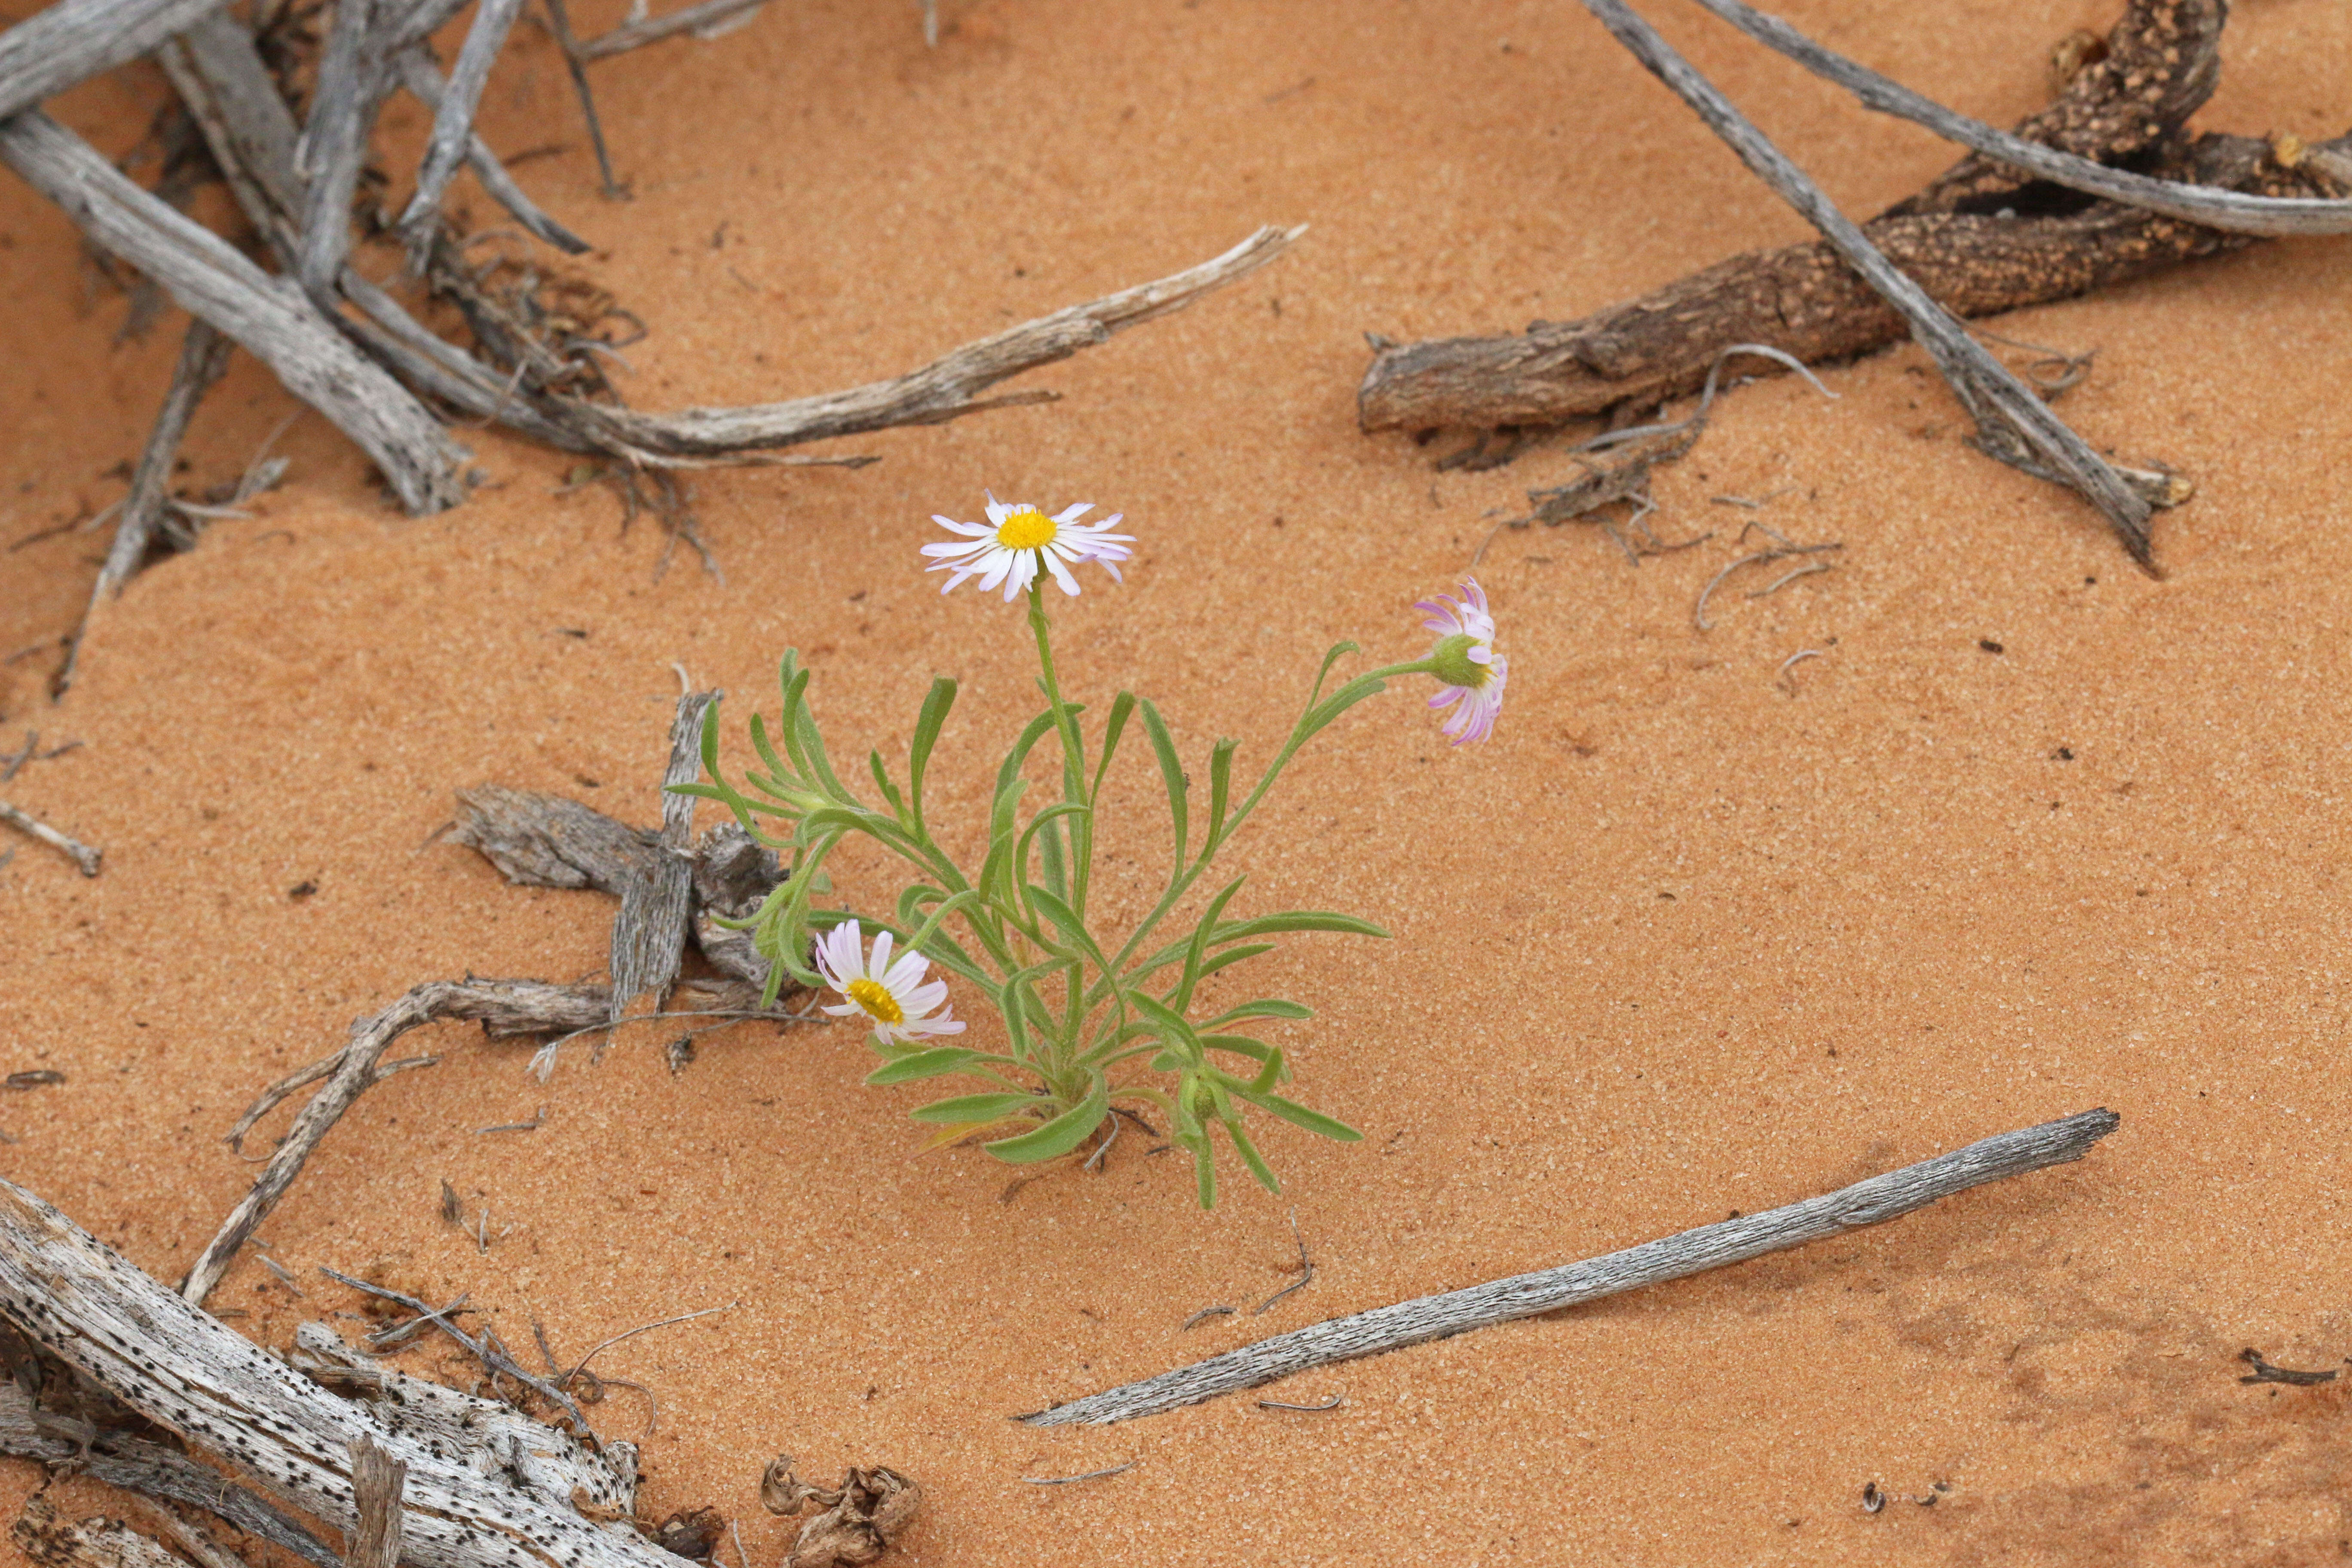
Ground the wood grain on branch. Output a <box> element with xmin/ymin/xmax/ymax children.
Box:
<box><xmin>1025</xmin><ymin>1109</ymin><xmax>2119</xmax><ymax>1425</ymax></box>
<box><xmin>0</xmin><ymin>113</ymin><xmax>468</xmax><ymax>514</ymax></box>
<box><xmin>0</xmin><ymin>1182</ymin><xmax>675</xmax><ymax>1568</ymax></box>
<box><xmin>0</xmin><ymin>0</ymin><xmax>226</xmax><ymax>121</ymax></box>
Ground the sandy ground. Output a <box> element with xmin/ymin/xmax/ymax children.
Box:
<box><xmin>4</xmin><ymin>0</ymin><xmax>2352</xmax><ymax>1562</ymax></box>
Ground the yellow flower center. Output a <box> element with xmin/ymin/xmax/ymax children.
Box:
<box><xmin>995</xmin><ymin>507</ymin><xmax>1058</xmax><ymax>550</ymax></box>
<box><xmin>846</xmin><ymin>977</ymin><xmax>904</xmax><ymax>1025</ymax></box>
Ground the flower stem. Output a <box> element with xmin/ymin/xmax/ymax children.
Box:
<box><xmin>1026</xmin><ymin>582</ymin><xmax>1094</xmax><ymax>1078</ymax></box>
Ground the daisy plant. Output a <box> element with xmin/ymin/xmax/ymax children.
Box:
<box><xmin>679</xmin><ymin>493</ymin><xmax>1506</xmax><ymax>1207</ymax></box>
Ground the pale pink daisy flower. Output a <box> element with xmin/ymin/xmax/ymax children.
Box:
<box><xmin>814</xmin><ymin>920</ymin><xmax>965</xmax><ymax>1047</ymax></box>
<box><xmin>1416</xmin><ymin>576</ymin><xmax>1507</xmax><ymax>745</ymax></box>
<box><xmin>922</xmin><ymin>492</ymin><xmax>1133</xmax><ymax>601</ymax></box>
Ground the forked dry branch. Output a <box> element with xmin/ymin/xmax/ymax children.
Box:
<box><xmin>185</xmin><ymin>690</ymin><xmax>798</xmax><ymax>1308</ymax></box>
<box><xmin>1358</xmin><ymin>0</ymin><xmax>2350</xmax><ymax>565</ymax></box>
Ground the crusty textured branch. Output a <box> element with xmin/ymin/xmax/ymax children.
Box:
<box><xmin>1025</xmin><ymin>1109</ymin><xmax>2120</xmax><ymax>1425</ymax></box>
<box><xmin>0</xmin><ymin>1179</ymin><xmax>679</xmax><ymax>1568</ymax></box>
<box><xmin>1361</xmin><ymin>129</ymin><xmax>2332</xmax><ymax>433</ymax></box>
<box><xmin>609</xmin><ymin>690</ymin><xmax>720</xmax><ymax>1023</ymax></box>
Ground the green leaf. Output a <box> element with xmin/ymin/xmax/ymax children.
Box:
<box><xmin>1090</xmin><ymin>691</ymin><xmax>1137</xmax><ymax>802</ymax></box>
<box><xmin>867</xmin><ymin>749</ymin><xmax>909</xmax><ymax>822</ymax></box>
<box><xmin>1222</xmin><ymin>1115</ymin><xmax>1281</xmax><ymax>1193</ymax></box>
<box><xmin>1200</xmin><ymin>998</ymin><xmax>1312</xmax><ymax>1028</ymax></box>
<box><xmin>995</xmin><ymin>705</ymin><xmax>1081</xmax><ymax>803</ymax></box>
<box><xmin>1203</xmin><ymin>736</ymin><xmax>1240</xmax><ymax>853</ymax></box>
<box><xmin>910</xmin><ymin>1092</ymin><xmax>1043</xmax><ymax>1124</ymax></box>
<box><xmin>1196</xmin><ymin>941</ymin><xmax>1275</xmax><ymax>979</ymax></box>
<box><xmin>1026</xmin><ymin>882</ymin><xmax>1116</xmax><ymax>977</ymax></box>
<box><xmin>1214</xmin><ymin>911</ymin><xmax>1390</xmax><ymax>944</ymax></box>
<box><xmin>793</xmin><ymin>700</ymin><xmax>856</xmax><ymax>806</ymax></box>
<box><xmin>906</xmin><ymin>676</ymin><xmax>957</xmax><ymax>831</ymax></box>
<box><xmin>1231</xmin><ymin>1087</ymin><xmax>1363</xmax><ymax>1142</ymax></box>
<box><xmin>1138</xmin><ymin>699</ymin><xmax>1188</xmax><ymax>875</ymax></box>
<box><xmin>1246</xmin><ymin>1047</ymin><xmax>1286</xmax><ymax>1094</ymax></box>
<box><xmin>1194</xmin><ymin>1141</ymin><xmax>1218</xmax><ymax>1208</ymax></box>
<box><xmin>1017</xmin><ymin>802</ymin><xmax>1088</xmax><ymax>905</ymax></box>
<box><xmin>1305</xmin><ymin>640</ymin><xmax>1360</xmax><ymax>710</ymax></box>
<box><xmin>985</xmin><ymin>1074</ymin><xmax>1109</xmax><ymax>1164</ymax></box>
<box><xmin>1171</xmin><ymin>875</ymin><xmax>1249</xmax><ymax>1014</ymax></box>
<box><xmin>865</xmin><ymin>1048</ymin><xmax>993</xmax><ymax>1086</ymax></box>
<box><xmin>1200</xmin><ymin>1034</ymin><xmax>1277</xmax><ymax>1068</ymax></box>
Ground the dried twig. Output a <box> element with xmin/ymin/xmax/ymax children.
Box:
<box><xmin>346</xmin><ymin>1439</ymin><xmax>407</xmax><ymax>1568</ymax></box>
<box><xmin>2237</xmin><ymin>1348</ymin><xmax>2339</xmax><ymax>1387</ymax></box>
<box><xmin>1020</xmin><ymin>1462</ymin><xmax>1136</xmax><ymax>1486</ymax></box>
<box><xmin>395</xmin><ymin>0</ymin><xmax>529</xmax><ymax>267</ymax></box>
<box><xmin>571</xmin><ymin>0</ymin><xmax>768</xmax><ymax>63</ymax></box>
<box><xmin>1022</xmin><ymin>1108</ymin><xmax>2120</xmax><ymax>1425</ymax></box>
<box><xmin>608</xmin><ymin>689</ymin><xmax>719</xmax><ymax>1028</ymax></box>
<box><xmin>1249</xmin><ymin>1210</ymin><xmax>1314</xmax><ymax>1316</ymax></box>
<box><xmin>0</xmin><ymin>0</ymin><xmax>228</xmax><ymax>121</ymax></box>
<box><xmin>1690</xmin><ymin>0</ymin><xmax>2352</xmax><ymax>237</ymax></box>
<box><xmin>56</xmin><ymin>315</ymin><xmax>230</xmax><ymax>697</ymax></box>
<box><xmin>0</xmin><ymin>1179</ymin><xmax>676</xmax><ymax>1568</ymax></box>
<box><xmin>0</xmin><ymin>799</ymin><xmax>101</xmax><ymax>876</ymax></box>
<box><xmin>315</xmin><ymin>1270</ymin><xmax>587</xmax><ymax>1429</ymax></box>
<box><xmin>389</xmin><ymin>48</ymin><xmax>587</xmax><ymax>254</ymax></box>
<box><xmin>0</xmin><ymin>113</ymin><xmax>467</xmax><ymax>516</ymax></box>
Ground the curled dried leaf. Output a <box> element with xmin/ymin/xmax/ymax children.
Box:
<box><xmin>759</xmin><ymin>1460</ymin><xmax>920</xmax><ymax>1568</ymax></box>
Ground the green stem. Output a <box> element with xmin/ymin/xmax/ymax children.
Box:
<box><xmin>1103</xmin><ymin>657</ymin><xmax>1435</xmax><ymax>980</ymax></box>
<box><xmin>1025</xmin><ymin>581</ymin><xmax>1093</xmax><ymax>1074</ymax></box>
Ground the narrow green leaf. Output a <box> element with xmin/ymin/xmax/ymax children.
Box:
<box><xmin>910</xmin><ymin>1092</ymin><xmax>1043</xmax><ymax>1124</ymax></box>
<box><xmin>1171</xmin><ymin>875</ymin><xmax>1249</xmax><ymax>1014</ymax></box>
<box><xmin>1017</xmin><ymin>802</ymin><xmax>1089</xmax><ymax>904</ymax></box>
<box><xmin>984</xmin><ymin>1074</ymin><xmax>1109</xmax><ymax>1163</ymax></box>
<box><xmin>1200</xmin><ymin>998</ymin><xmax>1313</xmax><ymax>1028</ymax></box>
<box><xmin>793</xmin><ymin>701</ymin><xmax>856</xmax><ymax>806</ymax></box>
<box><xmin>1194</xmin><ymin>1142</ymin><xmax>1218</xmax><ymax>1208</ymax></box>
<box><xmin>865</xmin><ymin>1048</ymin><xmax>993</xmax><ymax>1086</ymax></box>
<box><xmin>1231</xmin><ymin>1088</ymin><xmax>1363</xmax><ymax>1142</ymax></box>
<box><xmin>1222</xmin><ymin>1116</ymin><xmax>1281</xmax><ymax>1194</ymax></box>
<box><xmin>1138</xmin><ymin>698</ymin><xmax>1189</xmax><ymax>874</ymax></box>
<box><xmin>1090</xmin><ymin>691</ymin><xmax>1137</xmax><ymax>802</ymax></box>
<box><xmin>1214</xmin><ymin>911</ymin><xmax>1391</xmax><ymax>944</ymax></box>
<box><xmin>1195</xmin><ymin>941</ymin><xmax>1275</xmax><ymax>979</ymax></box>
<box><xmin>1026</xmin><ymin>882</ymin><xmax>1117</xmax><ymax>977</ymax></box>
<box><xmin>1203</xmin><ymin>736</ymin><xmax>1240</xmax><ymax>852</ymax></box>
<box><xmin>1200</xmin><ymin>1034</ymin><xmax>1276</xmax><ymax>1066</ymax></box>
<box><xmin>907</xmin><ymin>676</ymin><xmax>957</xmax><ymax>832</ymax></box>
<box><xmin>1247</xmin><ymin>1047</ymin><xmax>1286</xmax><ymax>1095</ymax></box>
<box><xmin>867</xmin><ymin>749</ymin><xmax>909</xmax><ymax>822</ymax></box>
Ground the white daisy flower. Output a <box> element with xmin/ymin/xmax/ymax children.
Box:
<box><xmin>1416</xmin><ymin>576</ymin><xmax>1508</xmax><ymax>746</ymax></box>
<box><xmin>922</xmin><ymin>491</ymin><xmax>1134</xmax><ymax>601</ymax></box>
<box><xmin>813</xmin><ymin>920</ymin><xmax>965</xmax><ymax>1047</ymax></box>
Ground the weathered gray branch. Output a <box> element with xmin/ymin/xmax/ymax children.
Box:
<box><xmin>0</xmin><ymin>112</ymin><xmax>467</xmax><ymax>514</ymax></box>
<box><xmin>0</xmin><ymin>798</ymin><xmax>101</xmax><ymax>876</ymax></box>
<box><xmin>608</xmin><ymin>690</ymin><xmax>719</xmax><ymax>1025</ymax></box>
<box><xmin>1025</xmin><ymin>1108</ymin><xmax>2120</xmax><ymax>1425</ymax></box>
<box><xmin>571</xmin><ymin>0</ymin><xmax>766</xmax><ymax>63</ymax></box>
<box><xmin>0</xmin><ymin>1378</ymin><xmax>338</xmax><ymax>1568</ymax></box>
<box><xmin>391</xmin><ymin>47</ymin><xmax>587</xmax><ymax>254</ymax></box>
<box><xmin>451</xmin><ymin>784</ymin><xmax>660</xmax><ymax>893</ymax></box>
<box><xmin>0</xmin><ymin>0</ymin><xmax>226</xmax><ymax>121</ymax></box>
<box><xmin>0</xmin><ymin>1181</ymin><xmax>676</xmax><ymax>1568</ymax></box>
<box><xmin>571</xmin><ymin>224</ymin><xmax>1304</xmax><ymax>459</ymax></box>
<box><xmin>395</xmin><ymin>0</ymin><xmax>530</xmax><ymax>264</ymax></box>
<box><xmin>1576</xmin><ymin>0</ymin><xmax>2156</xmax><ymax>562</ymax></box>
<box><xmin>1690</xmin><ymin>0</ymin><xmax>2352</xmax><ymax>237</ymax></box>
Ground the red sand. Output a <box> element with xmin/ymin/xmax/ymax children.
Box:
<box><xmin>5</xmin><ymin>1</ymin><xmax>2351</xmax><ymax>1562</ymax></box>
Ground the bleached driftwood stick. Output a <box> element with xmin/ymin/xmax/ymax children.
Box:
<box><xmin>0</xmin><ymin>0</ymin><xmax>227</xmax><ymax>120</ymax></box>
<box><xmin>0</xmin><ymin>113</ymin><xmax>467</xmax><ymax>515</ymax></box>
<box><xmin>0</xmin><ymin>1178</ymin><xmax>682</xmax><ymax>1568</ymax></box>
<box><xmin>1024</xmin><ymin>1108</ymin><xmax>2119</xmax><ymax>1425</ymax></box>
<box><xmin>607</xmin><ymin>689</ymin><xmax>718</xmax><ymax>1026</ymax></box>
